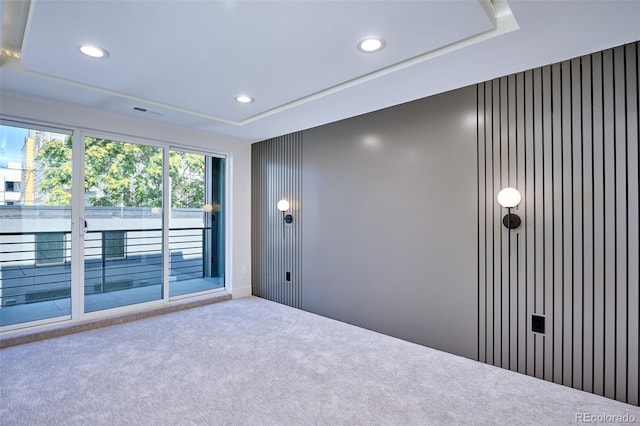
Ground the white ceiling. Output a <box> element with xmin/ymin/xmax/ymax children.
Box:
<box><xmin>1</xmin><ymin>0</ymin><xmax>639</xmax><ymax>143</ymax></box>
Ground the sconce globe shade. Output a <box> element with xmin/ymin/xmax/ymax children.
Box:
<box><xmin>277</xmin><ymin>199</ymin><xmax>290</xmax><ymax>212</ymax></box>
<box><xmin>497</xmin><ymin>187</ymin><xmax>521</xmax><ymax>208</ymax></box>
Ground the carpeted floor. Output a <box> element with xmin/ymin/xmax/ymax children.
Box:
<box><xmin>1</xmin><ymin>296</ymin><xmax>638</xmax><ymax>425</ymax></box>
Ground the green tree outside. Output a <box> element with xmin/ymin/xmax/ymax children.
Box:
<box><xmin>36</xmin><ymin>137</ymin><xmax>205</xmax><ymax>208</ymax></box>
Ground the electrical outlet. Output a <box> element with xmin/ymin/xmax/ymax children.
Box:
<box><xmin>532</xmin><ymin>315</ymin><xmax>545</xmax><ymax>334</ymax></box>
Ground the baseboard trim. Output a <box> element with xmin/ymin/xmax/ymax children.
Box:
<box><xmin>232</xmin><ymin>285</ymin><xmax>252</xmax><ymax>299</ymax></box>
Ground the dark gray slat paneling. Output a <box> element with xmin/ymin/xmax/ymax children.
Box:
<box><xmin>288</xmin><ymin>135</ymin><xmax>292</xmax><ymax>302</ymax></box>
<box><xmin>551</xmin><ymin>62</ymin><xmax>564</xmax><ymax>385</ymax></box>
<box><xmin>266</xmin><ymin>140</ymin><xmax>272</xmax><ymax>300</ymax></box>
<box><xmin>263</xmin><ymin>141</ymin><xmax>269</xmax><ymax>299</ymax></box>
<box><xmin>516</xmin><ymin>72</ymin><xmax>528</xmax><ymax>374</ymax></box>
<box><xmin>478</xmin><ymin>42</ymin><xmax>638</xmax><ymax>405</ymax></box>
<box><xmin>251</xmin><ymin>133</ymin><xmax>303</xmax><ymax>308</ymax></box>
<box><xmin>295</xmin><ymin>131</ymin><xmax>302</xmax><ymax>307</ymax></box>
<box><xmin>541</xmin><ymin>64</ymin><xmax>555</xmax><ymax>382</ymax></box>
<box><xmin>261</xmin><ymin>140</ymin><xmax>267</xmax><ymax>299</ymax></box>
<box><xmin>270</xmin><ymin>137</ymin><xmax>275</xmax><ymax>301</ymax></box>
<box><xmin>282</xmin><ymin>134</ymin><xmax>288</xmax><ymax>305</ymax></box>
<box><xmin>614</xmin><ymin>45</ymin><xmax>629</xmax><ymax>402</ymax></box>
<box><xmin>253</xmin><ymin>142</ymin><xmax>259</xmax><ymax>296</ymax></box>
<box><xmin>533</xmin><ymin>66</ymin><xmax>546</xmax><ymax>379</ymax></box>
<box><xmin>264</xmin><ymin>141</ymin><xmax>270</xmax><ymax>299</ymax></box>
<box><xmin>513</xmin><ymin>72</ymin><xmax>526</xmax><ymax>374</ymax></box>
<box><xmin>273</xmin><ymin>137</ymin><xmax>279</xmax><ymax>301</ymax></box>
<box><xmin>252</xmin><ymin>144</ymin><xmax>257</xmax><ymax>296</ymax></box>
<box><xmin>560</xmin><ymin>58</ymin><xmax>574</xmax><ymax>388</ymax></box>
<box><xmin>493</xmin><ymin>79</ymin><xmax>503</xmax><ymax>367</ymax></box>
<box><xmin>581</xmin><ymin>53</ymin><xmax>595</xmax><ymax>394</ymax></box>
<box><xmin>626</xmin><ymin>42</ymin><xmax>640</xmax><ymax>407</ymax></box>
<box><xmin>591</xmin><ymin>50</ymin><xmax>606</xmax><ymax>397</ymax></box>
<box><xmin>289</xmin><ymin>134</ymin><xmax>294</xmax><ymax>305</ymax></box>
<box><xmin>266</xmin><ymin>141</ymin><xmax>272</xmax><ymax>299</ymax></box>
<box><xmin>258</xmin><ymin>140</ymin><xmax>265</xmax><ymax>299</ymax></box>
<box><xmin>500</xmin><ymin>75</ymin><xmax>511</xmax><ymax>370</ymax></box>
<box><xmin>478</xmin><ymin>83</ymin><xmax>487</xmax><ymax>364</ymax></box>
<box><xmin>277</xmin><ymin>137</ymin><xmax>283</xmax><ymax>303</ymax></box>
<box><xmin>524</xmin><ymin>69</ymin><xmax>536</xmax><ymax>378</ymax></box>
<box><xmin>251</xmin><ymin>144</ymin><xmax>256</xmax><ymax>295</ymax></box>
<box><xmin>271</xmin><ymin>139</ymin><xmax>276</xmax><ymax>300</ymax></box>
<box><xmin>284</xmin><ymin>132</ymin><xmax>302</xmax><ymax>308</ymax></box>
<box><xmin>602</xmin><ymin>48</ymin><xmax>617</xmax><ymax>400</ymax></box>
<box><xmin>275</xmin><ymin>137</ymin><xmax>281</xmax><ymax>303</ymax></box>
<box><xmin>264</xmin><ymin>140</ymin><xmax>270</xmax><ymax>300</ymax></box>
<box><xmin>571</xmin><ymin>56</ymin><xmax>584</xmax><ymax>391</ymax></box>
<box><xmin>485</xmin><ymin>81</ymin><xmax>495</xmax><ymax>366</ymax></box>
<box><xmin>508</xmin><ymin>74</ymin><xmax>519</xmax><ymax>372</ymax></box>
<box><xmin>252</xmin><ymin>142</ymin><xmax>264</xmax><ymax>298</ymax></box>
<box><xmin>294</xmin><ymin>132</ymin><xmax>301</xmax><ymax>306</ymax></box>
<box><xmin>298</xmin><ymin>132</ymin><xmax>303</xmax><ymax>308</ymax></box>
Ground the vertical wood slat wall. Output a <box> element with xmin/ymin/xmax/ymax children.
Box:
<box><xmin>251</xmin><ymin>132</ymin><xmax>303</xmax><ymax>308</ymax></box>
<box><xmin>478</xmin><ymin>41</ymin><xmax>639</xmax><ymax>405</ymax></box>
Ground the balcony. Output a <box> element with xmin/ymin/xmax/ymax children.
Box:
<box><xmin>0</xmin><ymin>226</ymin><xmax>223</xmax><ymax>327</ymax></box>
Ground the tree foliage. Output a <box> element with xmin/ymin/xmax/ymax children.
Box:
<box><xmin>36</xmin><ymin>137</ymin><xmax>205</xmax><ymax>208</ymax></box>
<box><xmin>36</xmin><ymin>136</ymin><xmax>73</xmax><ymax>206</ymax></box>
<box><xmin>169</xmin><ymin>151</ymin><xmax>205</xmax><ymax>208</ymax></box>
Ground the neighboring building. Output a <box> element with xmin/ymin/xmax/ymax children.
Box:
<box><xmin>1</xmin><ymin>130</ymin><xmax>67</xmax><ymax>206</ymax></box>
<box><xmin>0</xmin><ymin>162</ymin><xmax>22</xmax><ymax>206</ymax></box>
<box><xmin>21</xmin><ymin>135</ymin><xmax>35</xmax><ymax>205</ymax></box>
<box><xmin>22</xmin><ymin>131</ymin><xmax>68</xmax><ymax>205</ymax></box>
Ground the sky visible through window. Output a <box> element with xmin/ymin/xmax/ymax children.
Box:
<box><xmin>0</xmin><ymin>125</ymin><xmax>29</xmax><ymax>167</ymax></box>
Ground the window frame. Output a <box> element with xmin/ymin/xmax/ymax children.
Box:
<box><xmin>102</xmin><ymin>230</ymin><xmax>127</xmax><ymax>260</ymax></box>
<box><xmin>35</xmin><ymin>232</ymin><xmax>67</xmax><ymax>266</ymax></box>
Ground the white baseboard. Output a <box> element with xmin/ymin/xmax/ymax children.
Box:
<box><xmin>232</xmin><ymin>285</ymin><xmax>252</xmax><ymax>299</ymax></box>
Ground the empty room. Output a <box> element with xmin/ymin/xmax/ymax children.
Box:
<box><xmin>1</xmin><ymin>0</ymin><xmax>639</xmax><ymax>424</ymax></box>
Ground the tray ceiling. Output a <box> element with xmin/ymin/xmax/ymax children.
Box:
<box><xmin>1</xmin><ymin>1</ymin><xmax>639</xmax><ymax>142</ymax></box>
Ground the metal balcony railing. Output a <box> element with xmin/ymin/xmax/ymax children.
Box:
<box><xmin>0</xmin><ymin>227</ymin><xmax>210</xmax><ymax>307</ymax></box>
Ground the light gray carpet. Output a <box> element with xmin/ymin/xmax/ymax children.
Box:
<box><xmin>1</xmin><ymin>296</ymin><xmax>638</xmax><ymax>425</ymax></box>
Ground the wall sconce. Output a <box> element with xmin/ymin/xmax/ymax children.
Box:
<box><xmin>497</xmin><ymin>187</ymin><xmax>521</xmax><ymax>229</ymax></box>
<box><xmin>277</xmin><ymin>199</ymin><xmax>293</xmax><ymax>224</ymax></box>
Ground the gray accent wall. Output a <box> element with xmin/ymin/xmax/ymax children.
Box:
<box><xmin>300</xmin><ymin>87</ymin><xmax>479</xmax><ymax>360</ymax></box>
<box><xmin>479</xmin><ymin>42</ymin><xmax>639</xmax><ymax>405</ymax></box>
<box><xmin>251</xmin><ymin>41</ymin><xmax>639</xmax><ymax>405</ymax></box>
<box><xmin>253</xmin><ymin>87</ymin><xmax>479</xmax><ymax>359</ymax></box>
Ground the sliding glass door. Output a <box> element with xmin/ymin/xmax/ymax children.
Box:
<box><xmin>168</xmin><ymin>149</ymin><xmax>225</xmax><ymax>297</ymax></box>
<box><xmin>0</xmin><ymin>124</ymin><xmax>73</xmax><ymax>326</ymax></box>
<box><xmin>1</xmin><ymin>124</ymin><xmax>226</xmax><ymax>329</ymax></box>
<box><xmin>83</xmin><ymin>137</ymin><xmax>164</xmax><ymax>312</ymax></box>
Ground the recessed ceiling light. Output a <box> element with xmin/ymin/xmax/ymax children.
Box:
<box><xmin>78</xmin><ymin>44</ymin><xmax>109</xmax><ymax>59</ymax></box>
<box><xmin>235</xmin><ymin>95</ymin><xmax>254</xmax><ymax>103</ymax></box>
<box><xmin>358</xmin><ymin>38</ymin><xmax>386</xmax><ymax>53</ymax></box>
<box><xmin>0</xmin><ymin>48</ymin><xmax>22</xmax><ymax>59</ymax></box>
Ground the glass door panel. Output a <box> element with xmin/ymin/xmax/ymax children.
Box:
<box><xmin>0</xmin><ymin>125</ymin><xmax>72</xmax><ymax>326</ymax></box>
<box><xmin>169</xmin><ymin>150</ymin><xmax>225</xmax><ymax>297</ymax></box>
<box><xmin>83</xmin><ymin>137</ymin><xmax>163</xmax><ymax>312</ymax></box>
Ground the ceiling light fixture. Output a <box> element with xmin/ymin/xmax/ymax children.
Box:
<box><xmin>358</xmin><ymin>37</ymin><xmax>386</xmax><ymax>53</ymax></box>
<box><xmin>0</xmin><ymin>48</ymin><xmax>22</xmax><ymax>59</ymax></box>
<box><xmin>78</xmin><ymin>44</ymin><xmax>109</xmax><ymax>59</ymax></box>
<box><xmin>235</xmin><ymin>95</ymin><xmax>254</xmax><ymax>104</ymax></box>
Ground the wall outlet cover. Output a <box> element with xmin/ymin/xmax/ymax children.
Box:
<box><xmin>532</xmin><ymin>315</ymin><xmax>545</xmax><ymax>334</ymax></box>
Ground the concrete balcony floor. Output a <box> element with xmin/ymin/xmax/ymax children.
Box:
<box><xmin>0</xmin><ymin>277</ymin><xmax>223</xmax><ymax>327</ymax></box>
